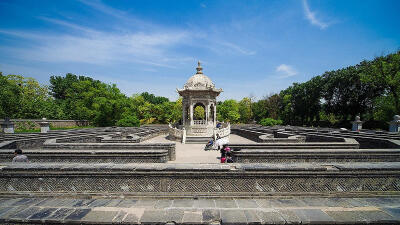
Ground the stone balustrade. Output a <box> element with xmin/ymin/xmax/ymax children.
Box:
<box><xmin>1</xmin><ymin>162</ymin><xmax>400</xmax><ymax>197</ymax></box>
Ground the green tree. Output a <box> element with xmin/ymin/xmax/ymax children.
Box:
<box><xmin>361</xmin><ymin>51</ymin><xmax>400</xmax><ymax>114</ymax></box>
<box><xmin>194</xmin><ymin>105</ymin><xmax>205</xmax><ymax>120</ymax></box>
<box><xmin>238</xmin><ymin>97</ymin><xmax>252</xmax><ymax>123</ymax></box>
<box><xmin>0</xmin><ymin>72</ymin><xmax>22</xmax><ymax>118</ymax></box>
<box><xmin>116</xmin><ymin>113</ymin><xmax>140</xmax><ymax>127</ymax></box>
<box><xmin>217</xmin><ymin>99</ymin><xmax>240</xmax><ymax>123</ymax></box>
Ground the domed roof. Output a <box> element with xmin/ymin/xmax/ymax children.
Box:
<box><xmin>183</xmin><ymin>61</ymin><xmax>215</xmax><ymax>89</ymax></box>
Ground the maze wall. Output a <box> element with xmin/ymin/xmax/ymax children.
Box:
<box><xmin>1</xmin><ymin>163</ymin><xmax>400</xmax><ymax>197</ymax></box>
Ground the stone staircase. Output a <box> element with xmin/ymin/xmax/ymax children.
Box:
<box><xmin>185</xmin><ymin>136</ymin><xmax>212</xmax><ymax>144</ymax></box>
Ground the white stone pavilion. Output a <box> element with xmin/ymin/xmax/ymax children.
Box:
<box><xmin>177</xmin><ymin>61</ymin><xmax>223</xmax><ymax>136</ymax></box>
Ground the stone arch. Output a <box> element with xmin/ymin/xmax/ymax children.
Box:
<box><xmin>193</xmin><ymin>102</ymin><xmax>206</xmax><ymax>120</ymax></box>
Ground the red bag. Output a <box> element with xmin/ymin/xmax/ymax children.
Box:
<box><xmin>221</xmin><ymin>157</ymin><xmax>226</xmax><ymax>163</ymax></box>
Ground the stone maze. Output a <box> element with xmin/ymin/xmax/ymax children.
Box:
<box><xmin>1</xmin><ymin>66</ymin><xmax>400</xmax><ymax>224</ymax></box>
<box><xmin>1</xmin><ymin>124</ymin><xmax>400</xmax><ymax>224</ymax></box>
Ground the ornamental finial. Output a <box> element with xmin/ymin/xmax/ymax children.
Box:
<box><xmin>196</xmin><ymin>61</ymin><xmax>203</xmax><ymax>74</ymax></box>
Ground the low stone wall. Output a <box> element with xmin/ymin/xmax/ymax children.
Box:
<box><xmin>231</xmin><ymin>128</ymin><xmax>266</xmax><ymax>142</ymax></box>
<box><xmin>98</xmin><ymin>134</ymin><xmax>141</xmax><ymax>143</ymax></box>
<box><xmin>233</xmin><ymin>148</ymin><xmax>400</xmax><ymax>163</ymax></box>
<box><xmin>43</xmin><ymin>140</ymin><xmax>176</xmax><ymax>161</ymax></box>
<box><xmin>168</xmin><ymin>126</ymin><xmax>183</xmax><ymax>141</ymax></box>
<box><xmin>1</xmin><ymin>162</ymin><xmax>399</xmax><ymax>197</ymax></box>
<box><xmin>0</xmin><ymin>119</ymin><xmax>90</xmax><ymax>129</ymax></box>
<box><xmin>229</xmin><ymin>138</ymin><xmax>359</xmax><ymax>150</ymax></box>
<box><xmin>0</xmin><ymin>149</ymin><xmax>168</xmax><ymax>163</ymax></box>
<box><xmin>0</xmin><ymin>133</ymin><xmax>106</xmax><ymax>149</ymax></box>
<box><xmin>233</xmin><ymin>128</ymin><xmax>305</xmax><ymax>143</ymax></box>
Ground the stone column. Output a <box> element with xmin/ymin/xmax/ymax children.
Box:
<box><xmin>1</xmin><ymin>118</ymin><xmax>14</xmax><ymax>133</ymax></box>
<box><xmin>389</xmin><ymin>115</ymin><xmax>400</xmax><ymax>133</ymax></box>
<box><xmin>190</xmin><ymin>104</ymin><xmax>194</xmax><ymax>126</ymax></box>
<box><xmin>182</xmin><ymin>104</ymin><xmax>186</xmax><ymax>126</ymax></box>
<box><xmin>351</xmin><ymin>116</ymin><xmax>363</xmax><ymax>131</ymax></box>
<box><xmin>39</xmin><ymin>118</ymin><xmax>50</xmax><ymax>133</ymax></box>
<box><xmin>213</xmin><ymin>104</ymin><xmax>217</xmax><ymax>127</ymax></box>
<box><xmin>205</xmin><ymin>103</ymin><xmax>210</xmax><ymax>125</ymax></box>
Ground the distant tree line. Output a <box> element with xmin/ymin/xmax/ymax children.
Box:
<box><xmin>250</xmin><ymin>50</ymin><xmax>400</xmax><ymax>129</ymax></box>
<box><xmin>0</xmin><ymin>50</ymin><xmax>398</xmax><ymax>129</ymax></box>
<box><xmin>0</xmin><ymin>73</ymin><xmax>181</xmax><ymax>127</ymax></box>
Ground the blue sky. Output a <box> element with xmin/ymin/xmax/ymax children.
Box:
<box><xmin>0</xmin><ymin>0</ymin><xmax>399</xmax><ymax>101</ymax></box>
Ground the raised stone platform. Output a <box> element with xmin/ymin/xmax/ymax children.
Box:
<box><xmin>43</xmin><ymin>140</ymin><xmax>176</xmax><ymax>161</ymax></box>
<box><xmin>0</xmin><ymin>149</ymin><xmax>169</xmax><ymax>163</ymax></box>
<box><xmin>229</xmin><ymin>138</ymin><xmax>359</xmax><ymax>150</ymax></box>
<box><xmin>0</xmin><ymin>196</ymin><xmax>400</xmax><ymax>224</ymax></box>
<box><xmin>1</xmin><ymin>162</ymin><xmax>400</xmax><ymax>197</ymax></box>
<box><xmin>232</xmin><ymin>148</ymin><xmax>400</xmax><ymax>163</ymax></box>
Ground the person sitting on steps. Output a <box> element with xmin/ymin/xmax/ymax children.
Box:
<box><xmin>12</xmin><ymin>149</ymin><xmax>29</xmax><ymax>163</ymax></box>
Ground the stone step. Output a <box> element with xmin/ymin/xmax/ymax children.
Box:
<box><xmin>185</xmin><ymin>136</ymin><xmax>213</xmax><ymax>144</ymax></box>
<box><xmin>0</xmin><ymin>197</ymin><xmax>399</xmax><ymax>224</ymax></box>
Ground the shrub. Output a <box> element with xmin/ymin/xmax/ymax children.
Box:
<box><xmin>116</xmin><ymin>115</ymin><xmax>140</xmax><ymax>127</ymax></box>
<box><xmin>259</xmin><ymin>118</ymin><xmax>283</xmax><ymax>126</ymax></box>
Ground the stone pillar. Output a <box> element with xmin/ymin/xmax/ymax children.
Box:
<box><xmin>351</xmin><ymin>116</ymin><xmax>363</xmax><ymax>131</ymax></box>
<box><xmin>206</xmin><ymin>103</ymin><xmax>210</xmax><ymax>125</ymax></box>
<box><xmin>190</xmin><ymin>104</ymin><xmax>194</xmax><ymax>126</ymax></box>
<box><xmin>389</xmin><ymin>115</ymin><xmax>400</xmax><ymax>133</ymax></box>
<box><xmin>1</xmin><ymin>118</ymin><xmax>14</xmax><ymax>133</ymax></box>
<box><xmin>39</xmin><ymin>118</ymin><xmax>50</xmax><ymax>133</ymax></box>
<box><xmin>182</xmin><ymin>105</ymin><xmax>186</xmax><ymax>126</ymax></box>
<box><xmin>213</xmin><ymin>104</ymin><xmax>217</xmax><ymax>127</ymax></box>
<box><xmin>182</xmin><ymin>127</ymin><xmax>186</xmax><ymax>144</ymax></box>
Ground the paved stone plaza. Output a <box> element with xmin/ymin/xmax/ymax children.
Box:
<box><xmin>1</xmin><ymin>197</ymin><xmax>400</xmax><ymax>224</ymax></box>
<box><xmin>143</xmin><ymin>134</ymin><xmax>255</xmax><ymax>163</ymax></box>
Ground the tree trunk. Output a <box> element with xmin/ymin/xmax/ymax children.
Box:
<box><xmin>393</xmin><ymin>91</ymin><xmax>400</xmax><ymax>115</ymax></box>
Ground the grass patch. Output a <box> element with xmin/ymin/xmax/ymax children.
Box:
<box><xmin>15</xmin><ymin>129</ymin><xmax>41</xmax><ymax>133</ymax></box>
<box><xmin>50</xmin><ymin>125</ymin><xmax>95</xmax><ymax>130</ymax></box>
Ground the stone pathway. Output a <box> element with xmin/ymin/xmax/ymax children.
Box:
<box><xmin>143</xmin><ymin>134</ymin><xmax>256</xmax><ymax>164</ymax></box>
<box><xmin>0</xmin><ymin>197</ymin><xmax>399</xmax><ymax>224</ymax></box>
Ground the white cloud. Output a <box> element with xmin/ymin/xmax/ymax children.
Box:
<box><xmin>276</xmin><ymin>64</ymin><xmax>297</xmax><ymax>78</ymax></box>
<box><xmin>0</xmin><ymin>0</ymin><xmax>258</xmax><ymax>73</ymax></box>
<box><xmin>302</xmin><ymin>0</ymin><xmax>328</xmax><ymax>29</ymax></box>
<box><xmin>0</xmin><ymin>26</ymin><xmax>188</xmax><ymax>68</ymax></box>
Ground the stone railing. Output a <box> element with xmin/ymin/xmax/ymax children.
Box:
<box><xmin>193</xmin><ymin>120</ymin><xmax>206</xmax><ymax>125</ymax></box>
<box><xmin>2</xmin><ymin>162</ymin><xmax>400</xmax><ymax>197</ymax></box>
<box><xmin>214</xmin><ymin>122</ymin><xmax>230</xmax><ymax>139</ymax></box>
<box><xmin>168</xmin><ymin>124</ymin><xmax>183</xmax><ymax>140</ymax></box>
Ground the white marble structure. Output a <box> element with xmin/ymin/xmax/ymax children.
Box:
<box><xmin>1</xmin><ymin>118</ymin><xmax>14</xmax><ymax>133</ymax></box>
<box><xmin>389</xmin><ymin>115</ymin><xmax>400</xmax><ymax>133</ymax></box>
<box><xmin>352</xmin><ymin>116</ymin><xmax>363</xmax><ymax>131</ymax></box>
<box><xmin>177</xmin><ymin>62</ymin><xmax>223</xmax><ymax>136</ymax></box>
<box><xmin>39</xmin><ymin>118</ymin><xmax>50</xmax><ymax>133</ymax></box>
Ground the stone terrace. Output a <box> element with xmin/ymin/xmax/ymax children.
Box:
<box><xmin>1</xmin><ymin>125</ymin><xmax>400</xmax><ymax>224</ymax></box>
<box><xmin>1</xmin><ymin>196</ymin><xmax>400</xmax><ymax>224</ymax></box>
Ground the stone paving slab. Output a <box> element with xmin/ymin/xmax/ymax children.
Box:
<box><xmin>1</xmin><ymin>197</ymin><xmax>400</xmax><ymax>224</ymax></box>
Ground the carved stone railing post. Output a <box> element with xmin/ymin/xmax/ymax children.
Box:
<box><xmin>1</xmin><ymin>118</ymin><xmax>14</xmax><ymax>133</ymax></box>
<box><xmin>39</xmin><ymin>118</ymin><xmax>50</xmax><ymax>133</ymax></box>
<box><xmin>182</xmin><ymin>127</ymin><xmax>186</xmax><ymax>144</ymax></box>
<box><xmin>389</xmin><ymin>115</ymin><xmax>400</xmax><ymax>133</ymax></box>
<box><xmin>352</xmin><ymin>116</ymin><xmax>363</xmax><ymax>131</ymax></box>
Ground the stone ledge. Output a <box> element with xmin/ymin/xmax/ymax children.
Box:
<box><xmin>1</xmin><ymin>163</ymin><xmax>400</xmax><ymax>196</ymax></box>
<box><xmin>0</xmin><ymin>197</ymin><xmax>399</xmax><ymax>224</ymax></box>
<box><xmin>0</xmin><ymin>149</ymin><xmax>169</xmax><ymax>163</ymax></box>
<box><xmin>232</xmin><ymin>148</ymin><xmax>400</xmax><ymax>163</ymax></box>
